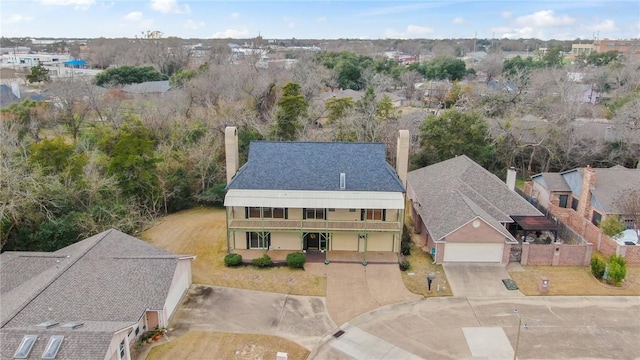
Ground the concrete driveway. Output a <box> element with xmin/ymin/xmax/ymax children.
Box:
<box><xmin>310</xmin><ymin>296</ymin><xmax>640</xmax><ymax>359</ymax></box>
<box><xmin>170</xmin><ymin>285</ymin><xmax>336</xmax><ymax>350</ymax></box>
<box><xmin>306</xmin><ymin>263</ymin><xmax>421</xmax><ymax>326</ymax></box>
<box><xmin>443</xmin><ymin>263</ymin><xmax>524</xmax><ymax>297</ymax></box>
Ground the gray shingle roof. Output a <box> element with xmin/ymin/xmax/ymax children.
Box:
<box><xmin>227</xmin><ymin>141</ymin><xmax>405</xmax><ymax>192</ymax></box>
<box><xmin>407</xmin><ymin>155</ymin><xmax>542</xmax><ymax>241</ymax></box>
<box><xmin>1</xmin><ymin>229</ymin><xmax>190</xmax><ymax>360</ymax></box>
<box><xmin>531</xmin><ymin>173</ymin><xmax>572</xmax><ymax>192</ymax></box>
<box><xmin>121</xmin><ymin>80</ymin><xmax>171</xmax><ymax>94</ymax></box>
<box><xmin>533</xmin><ymin>166</ymin><xmax>640</xmax><ymax>214</ymax></box>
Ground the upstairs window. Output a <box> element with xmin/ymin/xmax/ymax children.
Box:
<box><xmin>304</xmin><ymin>208</ymin><xmax>325</xmax><ymax>220</ymax></box>
<box><xmin>362</xmin><ymin>209</ymin><xmax>386</xmax><ymax>221</ymax></box>
<box><xmin>246</xmin><ymin>207</ymin><xmax>287</xmax><ymax>219</ymax></box>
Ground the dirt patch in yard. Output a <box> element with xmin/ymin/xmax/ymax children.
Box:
<box><xmin>145</xmin><ymin>331</ymin><xmax>309</xmax><ymax>360</ymax></box>
<box><xmin>140</xmin><ymin>207</ymin><xmax>325</xmax><ymax>296</ymax></box>
<box><xmin>509</xmin><ymin>265</ymin><xmax>640</xmax><ymax>296</ymax></box>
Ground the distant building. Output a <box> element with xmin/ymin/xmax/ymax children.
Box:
<box><xmin>594</xmin><ymin>38</ymin><xmax>640</xmax><ymax>59</ymax></box>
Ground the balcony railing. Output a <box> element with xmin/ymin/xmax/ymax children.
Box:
<box><xmin>228</xmin><ymin>218</ymin><xmax>401</xmax><ymax>232</ymax></box>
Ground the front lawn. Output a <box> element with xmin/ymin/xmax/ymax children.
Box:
<box><xmin>509</xmin><ymin>265</ymin><xmax>640</xmax><ymax>296</ymax></box>
<box><xmin>140</xmin><ymin>207</ymin><xmax>325</xmax><ymax>296</ymax></box>
<box><xmin>145</xmin><ymin>331</ymin><xmax>309</xmax><ymax>360</ymax></box>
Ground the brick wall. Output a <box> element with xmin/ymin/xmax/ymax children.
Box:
<box><xmin>545</xmin><ymin>200</ymin><xmax>640</xmax><ymax>265</ymax></box>
<box><xmin>521</xmin><ymin>243</ymin><xmax>593</xmax><ymax>266</ymax></box>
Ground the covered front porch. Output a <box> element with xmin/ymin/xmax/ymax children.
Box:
<box><xmin>234</xmin><ymin>249</ymin><xmax>399</xmax><ymax>265</ymax></box>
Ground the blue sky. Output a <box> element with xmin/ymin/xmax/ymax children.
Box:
<box><xmin>1</xmin><ymin>0</ymin><xmax>639</xmax><ymax>40</ymax></box>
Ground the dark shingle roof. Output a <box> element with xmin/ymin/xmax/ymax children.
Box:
<box><xmin>227</xmin><ymin>141</ymin><xmax>404</xmax><ymax>192</ymax></box>
<box><xmin>407</xmin><ymin>155</ymin><xmax>542</xmax><ymax>241</ymax></box>
<box><xmin>1</xmin><ymin>229</ymin><xmax>189</xmax><ymax>360</ymax></box>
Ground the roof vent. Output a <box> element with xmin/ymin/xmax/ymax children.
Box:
<box><xmin>42</xmin><ymin>335</ymin><xmax>64</xmax><ymax>359</ymax></box>
<box><xmin>339</xmin><ymin>173</ymin><xmax>346</xmax><ymax>190</ymax></box>
<box><xmin>36</xmin><ymin>321</ymin><xmax>59</xmax><ymax>329</ymax></box>
<box><xmin>14</xmin><ymin>335</ymin><xmax>37</xmax><ymax>359</ymax></box>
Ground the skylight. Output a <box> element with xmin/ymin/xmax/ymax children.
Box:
<box><xmin>36</xmin><ymin>321</ymin><xmax>59</xmax><ymax>329</ymax></box>
<box><xmin>61</xmin><ymin>321</ymin><xmax>84</xmax><ymax>330</ymax></box>
<box><xmin>13</xmin><ymin>335</ymin><xmax>37</xmax><ymax>359</ymax></box>
<box><xmin>42</xmin><ymin>336</ymin><xmax>64</xmax><ymax>359</ymax></box>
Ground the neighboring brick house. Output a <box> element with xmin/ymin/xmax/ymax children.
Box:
<box><xmin>0</xmin><ymin>229</ymin><xmax>194</xmax><ymax>360</ymax></box>
<box><xmin>529</xmin><ymin>165</ymin><xmax>640</xmax><ymax>228</ymax></box>
<box><xmin>223</xmin><ymin>127</ymin><xmax>409</xmax><ymax>257</ymax></box>
<box><xmin>407</xmin><ymin>155</ymin><xmax>545</xmax><ymax>264</ymax></box>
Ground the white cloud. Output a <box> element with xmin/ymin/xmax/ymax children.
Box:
<box><xmin>231</xmin><ymin>12</ymin><xmax>239</xmax><ymax>19</ymax></box>
<box><xmin>39</xmin><ymin>0</ymin><xmax>94</xmax><ymax>5</ymax></box>
<box><xmin>453</xmin><ymin>17</ymin><xmax>466</xmax><ymax>25</ymax></box>
<box><xmin>588</xmin><ymin>19</ymin><xmax>619</xmax><ymax>32</ymax></box>
<box><xmin>385</xmin><ymin>25</ymin><xmax>433</xmax><ymax>39</ymax></box>
<box><xmin>288</xmin><ymin>22</ymin><xmax>295</xmax><ymax>29</ymax></box>
<box><xmin>501</xmin><ymin>27</ymin><xmax>544</xmax><ymax>39</ymax></box>
<box><xmin>123</xmin><ymin>12</ymin><xmax>143</xmax><ymax>21</ymax></box>
<box><xmin>150</xmin><ymin>0</ymin><xmax>190</xmax><ymax>14</ymax></box>
<box><xmin>39</xmin><ymin>0</ymin><xmax>94</xmax><ymax>10</ymax></box>
<box><xmin>501</xmin><ymin>11</ymin><xmax>512</xmax><ymax>19</ymax></box>
<box><xmin>212</xmin><ymin>27</ymin><xmax>250</xmax><ymax>38</ymax></box>
<box><xmin>184</xmin><ymin>19</ymin><xmax>205</xmax><ymax>30</ymax></box>
<box><xmin>407</xmin><ymin>25</ymin><xmax>433</xmax><ymax>35</ymax></box>
<box><xmin>316</xmin><ymin>16</ymin><xmax>327</xmax><ymax>23</ymax></box>
<box><xmin>6</xmin><ymin>14</ymin><xmax>34</xmax><ymax>24</ymax></box>
<box><xmin>515</xmin><ymin>10</ymin><xmax>575</xmax><ymax>27</ymax></box>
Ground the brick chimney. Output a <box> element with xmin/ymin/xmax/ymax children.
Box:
<box><xmin>225</xmin><ymin>126</ymin><xmax>239</xmax><ymax>184</ymax></box>
<box><xmin>396</xmin><ymin>130</ymin><xmax>410</xmax><ymax>187</ymax></box>
<box><xmin>576</xmin><ymin>166</ymin><xmax>597</xmax><ymax>219</ymax></box>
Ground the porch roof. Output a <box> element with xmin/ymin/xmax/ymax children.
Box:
<box><xmin>511</xmin><ymin>216</ymin><xmax>559</xmax><ymax>231</ymax></box>
<box><xmin>224</xmin><ymin>189</ymin><xmax>405</xmax><ymax>209</ymax></box>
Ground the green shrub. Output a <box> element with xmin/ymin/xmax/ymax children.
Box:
<box><xmin>286</xmin><ymin>252</ymin><xmax>306</xmax><ymax>269</ymax></box>
<box><xmin>251</xmin><ymin>254</ymin><xmax>273</xmax><ymax>268</ymax></box>
<box><xmin>607</xmin><ymin>254</ymin><xmax>627</xmax><ymax>286</ymax></box>
<box><xmin>224</xmin><ymin>253</ymin><xmax>243</xmax><ymax>267</ymax></box>
<box><xmin>599</xmin><ymin>215</ymin><xmax>626</xmax><ymax>237</ymax></box>
<box><xmin>401</xmin><ymin>225</ymin><xmax>412</xmax><ymax>256</ymax></box>
<box><xmin>590</xmin><ymin>255</ymin><xmax>606</xmax><ymax>279</ymax></box>
<box><xmin>399</xmin><ymin>260</ymin><xmax>410</xmax><ymax>271</ymax></box>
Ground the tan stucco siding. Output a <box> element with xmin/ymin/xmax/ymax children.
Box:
<box><xmin>271</xmin><ymin>232</ymin><xmax>301</xmax><ymax>250</ymax></box>
<box><xmin>332</xmin><ymin>233</ymin><xmax>359</xmax><ymax>251</ymax></box>
<box><xmin>386</xmin><ymin>209</ymin><xmax>399</xmax><ymax>222</ymax></box>
<box><xmin>104</xmin><ymin>331</ymin><xmax>129</xmax><ymax>360</ymax></box>
<box><xmin>445</xmin><ymin>219</ymin><xmax>506</xmax><ymax>243</ymax></box>
<box><xmin>231</xmin><ymin>206</ymin><xmax>245</xmax><ymax>219</ymax></box>
<box><xmin>327</xmin><ymin>208</ymin><xmax>360</xmax><ymax>221</ymax></box>
<box><xmin>234</xmin><ymin>231</ymin><xmax>248</xmax><ymax>249</ymax></box>
<box><xmin>366</xmin><ymin>233</ymin><xmax>394</xmax><ymax>251</ymax></box>
<box><xmin>288</xmin><ymin>208</ymin><xmax>302</xmax><ymax>220</ymax></box>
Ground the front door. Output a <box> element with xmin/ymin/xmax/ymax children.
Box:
<box><xmin>304</xmin><ymin>233</ymin><xmax>320</xmax><ymax>250</ymax></box>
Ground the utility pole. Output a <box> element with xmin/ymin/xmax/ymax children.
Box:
<box><xmin>513</xmin><ymin>309</ymin><xmax>528</xmax><ymax>360</ymax></box>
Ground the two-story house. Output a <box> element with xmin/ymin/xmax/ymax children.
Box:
<box><xmin>223</xmin><ymin>127</ymin><xmax>409</xmax><ymax>259</ymax></box>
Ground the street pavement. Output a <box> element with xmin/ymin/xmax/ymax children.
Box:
<box><xmin>309</xmin><ymin>296</ymin><xmax>640</xmax><ymax>359</ymax></box>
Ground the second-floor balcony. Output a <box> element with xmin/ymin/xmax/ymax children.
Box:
<box><xmin>228</xmin><ymin>218</ymin><xmax>401</xmax><ymax>232</ymax></box>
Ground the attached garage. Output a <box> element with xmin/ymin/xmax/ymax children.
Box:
<box><xmin>443</xmin><ymin>243</ymin><xmax>504</xmax><ymax>263</ymax></box>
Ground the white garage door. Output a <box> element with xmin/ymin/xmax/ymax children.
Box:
<box><xmin>443</xmin><ymin>243</ymin><xmax>504</xmax><ymax>263</ymax></box>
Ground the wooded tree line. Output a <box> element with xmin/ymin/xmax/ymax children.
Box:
<box><xmin>1</xmin><ymin>40</ymin><xmax>639</xmax><ymax>252</ymax></box>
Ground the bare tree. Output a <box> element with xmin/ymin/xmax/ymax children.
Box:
<box><xmin>614</xmin><ymin>190</ymin><xmax>640</xmax><ymax>230</ymax></box>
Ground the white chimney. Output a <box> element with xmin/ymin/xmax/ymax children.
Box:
<box><xmin>11</xmin><ymin>82</ymin><xmax>20</xmax><ymax>99</ymax></box>
<box><xmin>396</xmin><ymin>130</ymin><xmax>410</xmax><ymax>187</ymax></box>
<box><xmin>506</xmin><ymin>167</ymin><xmax>517</xmax><ymax>192</ymax></box>
<box><xmin>225</xmin><ymin>126</ymin><xmax>239</xmax><ymax>184</ymax></box>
